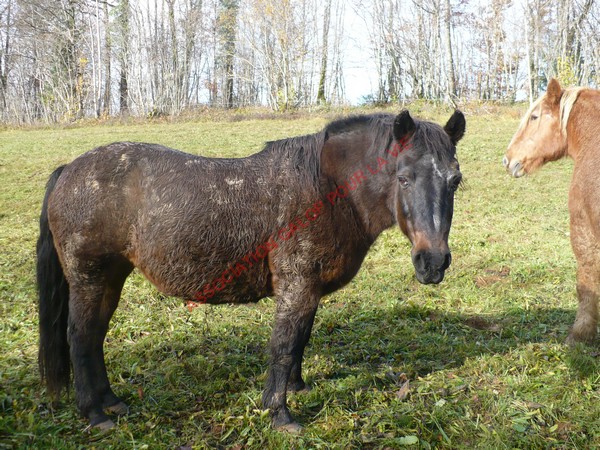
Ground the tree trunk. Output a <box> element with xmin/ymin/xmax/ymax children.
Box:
<box><xmin>118</xmin><ymin>0</ymin><xmax>130</xmax><ymax>116</ymax></box>
<box><xmin>443</xmin><ymin>0</ymin><xmax>456</xmax><ymax>100</ymax></box>
<box><xmin>0</xmin><ymin>0</ymin><xmax>12</xmax><ymax>115</ymax></box>
<box><xmin>317</xmin><ymin>0</ymin><xmax>331</xmax><ymax>104</ymax></box>
<box><xmin>102</xmin><ymin>0</ymin><xmax>111</xmax><ymax>117</ymax></box>
<box><xmin>166</xmin><ymin>0</ymin><xmax>180</xmax><ymax>112</ymax></box>
<box><xmin>218</xmin><ymin>0</ymin><xmax>239</xmax><ymax>108</ymax></box>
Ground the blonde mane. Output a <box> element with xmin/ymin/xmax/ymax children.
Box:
<box><xmin>558</xmin><ymin>87</ymin><xmax>586</xmax><ymax>136</ymax></box>
<box><xmin>518</xmin><ymin>86</ymin><xmax>586</xmax><ymax>137</ymax></box>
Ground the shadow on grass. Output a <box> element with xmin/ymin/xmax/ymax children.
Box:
<box><xmin>108</xmin><ymin>302</ymin><xmax>599</xmax><ymax>416</ymax></box>
<box><xmin>3</xmin><ymin>301</ymin><xmax>598</xmax><ymax>449</ymax></box>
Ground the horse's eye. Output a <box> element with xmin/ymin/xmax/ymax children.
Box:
<box><xmin>449</xmin><ymin>175</ymin><xmax>462</xmax><ymax>192</ymax></box>
<box><xmin>530</xmin><ymin>114</ymin><xmax>538</xmax><ymax>121</ymax></box>
<box><xmin>398</xmin><ymin>176</ymin><xmax>410</xmax><ymax>189</ymax></box>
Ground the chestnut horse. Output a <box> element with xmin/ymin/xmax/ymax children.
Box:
<box><xmin>504</xmin><ymin>78</ymin><xmax>599</xmax><ymax>344</ymax></box>
<box><xmin>37</xmin><ymin>110</ymin><xmax>465</xmax><ymax>431</ymax></box>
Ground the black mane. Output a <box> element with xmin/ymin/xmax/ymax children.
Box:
<box><xmin>257</xmin><ymin>113</ymin><xmax>455</xmax><ymax>198</ymax></box>
<box><xmin>323</xmin><ymin>113</ymin><xmax>455</xmax><ymax>162</ymax></box>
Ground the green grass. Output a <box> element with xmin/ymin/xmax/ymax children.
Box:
<box><xmin>1</xmin><ymin>106</ymin><xmax>599</xmax><ymax>449</ymax></box>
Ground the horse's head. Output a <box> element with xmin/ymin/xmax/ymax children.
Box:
<box><xmin>392</xmin><ymin>110</ymin><xmax>465</xmax><ymax>284</ymax></box>
<box><xmin>503</xmin><ymin>79</ymin><xmax>567</xmax><ymax>177</ymax></box>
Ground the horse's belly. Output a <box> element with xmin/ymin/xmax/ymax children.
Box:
<box><xmin>132</xmin><ymin>252</ymin><xmax>272</xmax><ymax>305</ymax></box>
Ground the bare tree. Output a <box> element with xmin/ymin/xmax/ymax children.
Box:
<box><xmin>217</xmin><ymin>0</ymin><xmax>238</xmax><ymax>108</ymax></box>
<box><xmin>116</xmin><ymin>0</ymin><xmax>129</xmax><ymax>116</ymax></box>
<box><xmin>0</xmin><ymin>0</ymin><xmax>13</xmax><ymax>116</ymax></box>
<box><xmin>443</xmin><ymin>0</ymin><xmax>456</xmax><ymax>101</ymax></box>
<box><xmin>316</xmin><ymin>0</ymin><xmax>331</xmax><ymax>104</ymax></box>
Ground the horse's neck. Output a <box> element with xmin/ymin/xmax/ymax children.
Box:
<box><xmin>321</xmin><ymin>141</ymin><xmax>396</xmax><ymax>240</ymax></box>
<box><xmin>566</xmin><ymin>90</ymin><xmax>600</xmax><ymax>161</ymax></box>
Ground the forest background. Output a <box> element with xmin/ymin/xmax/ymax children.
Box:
<box><xmin>0</xmin><ymin>0</ymin><xmax>597</xmax><ymax>124</ymax></box>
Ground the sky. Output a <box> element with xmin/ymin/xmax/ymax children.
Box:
<box><xmin>341</xmin><ymin>7</ymin><xmax>375</xmax><ymax>104</ymax></box>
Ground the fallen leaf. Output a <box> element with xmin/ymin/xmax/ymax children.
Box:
<box><xmin>525</xmin><ymin>401</ymin><xmax>545</xmax><ymax>409</ymax></box>
<box><xmin>464</xmin><ymin>316</ymin><xmax>501</xmax><ymax>332</ymax></box>
<box><xmin>397</xmin><ymin>435</ymin><xmax>419</xmax><ymax>445</ymax></box>
<box><xmin>395</xmin><ymin>380</ymin><xmax>410</xmax><ymax>400</ymax></box>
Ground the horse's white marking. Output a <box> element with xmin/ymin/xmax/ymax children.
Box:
<box><xmin>433</xmin><ymin>214</ymin><xmax>441</xmax><ymax>232</ymax></box>
<box><xmin>431</xmin><ymin>157</ymin><xmax>444</xmax><ymax>179</ymax></box>
<box><xmin>225</xmin><ymin>177</ymin><xmax>244</xmax><ymax>186</ymax></box>
<box><xmin>430</xmin><ymin>158</ymin><xmax>444</xmax><ymax>231</ymax></box>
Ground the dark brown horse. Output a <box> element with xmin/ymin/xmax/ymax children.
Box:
<box><xmin>504</xmin><ymin>78</ymin><xmax>599</xmax><ymax>344</ymax></box>
<box><xmin>37</xmin><ymin>110</ymin><xmax>465</xmax><ymax>432</ymax></box>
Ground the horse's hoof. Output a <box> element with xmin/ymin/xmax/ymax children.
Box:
<box><xmin>276</xmin><ymin>421</ymin><xmax>303</xmax><ymax>434</ymax></box>
<box><xmin>291</xmin><ymin>385</ymin><xmax>311</xmax><ymax>394</ymax></box>
<box><xmin>94</xmin><ymin>419</ymin><xmax>116</xmax><ymax>431</ymax></box>
<box><xmin>566</xmin><ymin>334</ymin><xmax>578</xmax><ymax>346</ymax></box>
<box><xmin>287</xmin><ymin>381</ymin><xmax>311</xmax><ymax>393</ymax></box>
<box><xmin>566</xmin><ymin>331</ymin><xmax>596</xmax><ymax>346</ymax></box>
<box><xmin>105</xmin><ymin>401</ymin><xmax>129</xmax><ymax>416</ymax></box>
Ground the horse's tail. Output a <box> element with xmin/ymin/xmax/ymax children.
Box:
<box><xmin>36</xmin><ymin>165</ymin><xmax>70</xmax><ymax>399</ymax></box>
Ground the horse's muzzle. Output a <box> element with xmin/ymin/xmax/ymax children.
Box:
<box><xmin>412</xmin><ymin>250</ymin><xmax>451</xmax><ymax>285</ymax></box>
<box><xmin>502</xmin><ymin>156</ymin><xmax>525</xmax><ymax>178</ymax></box>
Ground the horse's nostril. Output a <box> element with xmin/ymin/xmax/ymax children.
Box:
<box><xmin>443</xmin><ymin>252</ymin><xmax>452</xmax><ymax>270</ymax></box>
<box><xmin>512</xmin><ymin>161</ymin><xmax>523</xmax><ymax>177</ymax></box>
<box><xmin>502</xmin><ymin>156</ymin><xmax>509</xmax><ymax>167</ymax></box>
<box><xmin>412</xmin><ymin>251</ymin><xmax>425</xmax><ymax>271</ymax></box>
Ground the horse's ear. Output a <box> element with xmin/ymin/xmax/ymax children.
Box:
<box><xmin>393</xmin><ymin>110</ymin><xmax>416</xmax><ymax>141</ymax></box>
<box><xmin>444</xmin><ymin>110</ymin><xmax>466</xmax><ymax>145</ymax></box>
<box><xmin>546</xmin><ymin>78</ymin><xmax>562</xmax><ymax>106</ymax></box>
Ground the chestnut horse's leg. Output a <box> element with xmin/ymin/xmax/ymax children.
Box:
<box><xmin>568</xmin><ymin>218</ymin><xmax>599</xmax><ymax>344</ymax></box>
<box><xmin>262</xmin><ymin>278</ymin><xmax>320</xmax><ymax>432</ymax></box>
<box><xmin>68</xmin><ymin>259</ymin><xmax>133</xmax><ymax>429</ymax></box>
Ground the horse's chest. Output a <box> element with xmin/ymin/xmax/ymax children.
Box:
<box><xmin>317</xmin><ymin>241</ymin><xmax>369</xmax><ymax>292</ymax></box>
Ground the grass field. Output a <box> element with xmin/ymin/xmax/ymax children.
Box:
<box><xmin>1</xmin><ymin>105</ymin><xmax>599</xmax><ymax>449</ymax></box>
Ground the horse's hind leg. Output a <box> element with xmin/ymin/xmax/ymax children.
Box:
<box><xmin>567</xmin><ymin>220</ymin><xmax>599</xmax><ymax>344</ymax></box>
<box><xmin>68</xmin><ymin>258</ymin><xmax>133</xmax><ymax>428</ymax></box>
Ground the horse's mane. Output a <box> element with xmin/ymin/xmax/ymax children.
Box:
<box><xmin>324</xmin><ymin>113</ymin><xmax>455</xmax><ymax>162</ymax></box>
<box><xmin>262</xmin><ymin>114</ymin><xmax>395</xmax><ymax>189</ymax></box>
<box><xmin>412</xmin><ymin>121</ymin><xmax>457</xmax><ymax>163</ymax></box>
<box><xmin>262</xmin><ymin>113</ymin><xmax>454</xmax><ymax>191</ymax></box>
<box><xmin>325</xmin><ymin>113</ymin><xmax>396</xmax><ymax>157</ymax></box>
<box><xmin>262</xmin><ymin>132</ymin><xmax>324</xmax><ymax>190</ymax></box>
<box><xmin>559</xmin><ymin>87</ymin><xmax>586</xmax><ymax>136</ymax></box>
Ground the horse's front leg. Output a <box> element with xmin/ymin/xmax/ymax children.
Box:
<box><xmin>567</xmin><ymin>260</ymin><xmax>599</xmax><ymax>344</ymax></box>
<box><xmin>262</xmin><ymin>280</ymin><xmax>319</xmax><ymax>432</ymax></box>
<box><xmin>287</xmin><ymin>309</ymin><xmax>317</xmax><ymax>394</ymax></box>
<box><xmin>567</xmin><ymin>216</ymin><xmax>599</xmax><ymax>344</ymax></box>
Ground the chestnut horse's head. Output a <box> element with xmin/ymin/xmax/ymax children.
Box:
<box><xmin>503</xmin><ymin>78</ymin><xmax>580</xmax><ymax>177</ymax></box>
